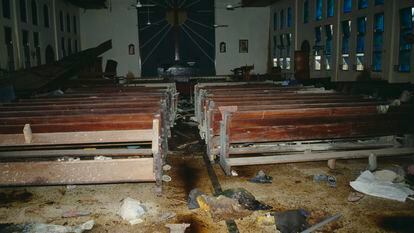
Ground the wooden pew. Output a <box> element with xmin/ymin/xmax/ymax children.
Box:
<box><xmin>0</xmin><ymin>84</ymin><xmax>177</xmax><ymax>192</ymax></box>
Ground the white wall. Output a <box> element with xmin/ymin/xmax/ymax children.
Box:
<box><xmin>80</xmin><ymin>0</ymin><xmax>140</xmax><ymax>77</ymax></box>
<box><xmin>215</xmin><ymin>0</ymin><xmax>270</xmax><ymax>75</ymax></box>
<box><xmin>0</xmin><ymin>0</ymin><xmax>79</xmax><ymax>71</ymax></box>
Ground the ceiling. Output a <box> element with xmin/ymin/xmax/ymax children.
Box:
<box><xmin>66</xmin><ymin>0</ymin><xmax>107</xmax><ymax>9</ymax></box>
<box><xmin>241</xmin><ymin>0</ymin><xmax>279</xmax><ymax>7</ymax></box>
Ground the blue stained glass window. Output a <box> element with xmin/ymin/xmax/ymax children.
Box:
<box><xmin>280</xmin><ymin>10</ymin><xmax>284</xmax><ymax>29</ymax></box>
<box><xmin>287</xmin><ymin>7</ymin><xmax>292</xmax><ymax>27</ymax></box>
<box><xmin>325</xmin><ymin>25</ymin><xmax>333</xmax><ymax>52</ymax></box>
<box><xmin>357</xmin><ymin>17</ymin><xmax>366</xmax><ymax>62</ymax></box>
<box><xmin>304</xmin><ymin>0</ymin><xmax>309</xmax><ymax>23</ymax></box>
<box><xmin>372</xmin><ymin>52</ymin><xmax>382</xmax><ymax>71</ymax></box>
<box><xmin>327</xmin><ymin>0</ymin><xmax>334</xmax><ymax>17</ymax></box>
<box><xmin>374</xmin><ymin>13</ymin><xmax>384</xmax><ymax>32</ymax></box>
<box><xmin>399</xmin><ymin>8</ymin><xmax>413</xmax><ymax>72</ymax></box>
<box><xmin>315</xmin><ymin>0</ymin><xmax>322</xmax><ymax>20</ymax></box>
<box><xmin>375</xmin><ymin>0</ymin><xmax>384</xmax><ymax>6</ymax></box>
<box><xmin>358</xmin><ymin>0</ymin><xmax>368</xmax><ymax>9</ymax></box>
<box><xmin>344</xmin><ymin>0</ymin><xmax>352</xmax><ymax>13</ymax></box>
<box><xmin>315</xmin><ymin>27</ymin><xmax>322</xmax><ymax>44</ymax></box>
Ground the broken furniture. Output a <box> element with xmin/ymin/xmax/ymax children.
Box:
<box><xmin>0</xmin><ymin>84</ymin><xmax>178</xmax><ymax>192</ymax></box>
<box><xmin>194</xmin><ymin>82</ymin><xmax>414</xmax><ymax>174</ymax></box>
<box><xmin>231</xmin><ymin>65</ymin><xmax>254</xmax><ymax>80</ymax></box>
<box><xmin>0</xmin><ymin>40</ymin><xmax>113</xmax><ymax>97</ymax></box>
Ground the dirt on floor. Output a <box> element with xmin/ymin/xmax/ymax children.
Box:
<box><xmin>0</xmin><ymin>118</ymin><xmax>414</xmax><ymax>233</ymax></box>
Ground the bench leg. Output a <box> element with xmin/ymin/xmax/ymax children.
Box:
<box><xmin>327</xmin><ymin>159</ymin><xmax>336</xmax><ymax>170</ymax></box>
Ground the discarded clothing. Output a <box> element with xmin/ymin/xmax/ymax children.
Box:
<box><xmin>249</xmin><ymin>170</ymin><xmax>272</xmax><ymax>184</ymax></box>
<box><xmin>350</xmin><ymin>170</ymin><xmax>414</xmax><ymax>202</ymax></box>
<box><xmin>219</xmin><ymin>188</ymin><xmax>272</xmax><ymax>211</ymax></box>
<box><xmin>188</xmin><ymin>188</ymin><xmax>205</xmax><ymax>210</ymax></box>
<box><xmin>196</xmin><ymin>194</ymin><xmax>251</xmax><ymax>222</ymax></box>
<box><xmin>313</xmin><ymin>174</ymin><xmax>336</xmax><ymax>187</ymax></box>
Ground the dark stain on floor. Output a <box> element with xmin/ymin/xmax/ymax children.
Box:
<box><xmin>377</xmin><ymin>215</ymin><xmax>414</xmax><ymax>233</ymax></box>
<box><xmin>176</xmin><ymin>214</ymin><xmax>206</xmax><ymax>233</ymax></box>
<box><xmin>175</xmin><ymin>162</ymin><xmax>201</xmax><ymax>196</ymax></box>
<box><xmin>0</xmin><ymin>190</ymin><xmax>33</xmax><ymax>206</ymax></box>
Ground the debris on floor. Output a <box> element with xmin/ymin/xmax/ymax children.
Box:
<box><xmin>350</xmin><ymin>170</ymin><xmax>414</xmax><ymax>202</ymax></box>
<box><xmin>256</xmin><ymin>212</ymin><xmax>276</xmax><ymax>226</ymax></box>
<box><xmin>159</xmin><ymin>212</ymin><xmax>177</xmax><ymax>221</ymax></box>
<box><xmin>0</xmin><ymin>220</ymin><xmax>95</xmax><ymax>233</ymax></box>
<box><xmin>313</xmin><ymin>173</ymin><xmax>337</xmax><ymax>187</ymax></box>
<box><xmin>373</xmin><ymin>166</ymin><xmax>406</xmax><ymax>183</ymax></box>
<box><xmin>301</xmin><ymin>213</ymin><xmax>341</xmax><ymax>233</ymax></box>
<box><xmin>249</xmin><ymin>170</ymin><xmax>273</xmax><ymax>184</ymax></box>
<box><xmin>62</xmin><ymin>210</ymin><xmax>91</xmax><ymax>218</ymax></box>
<box><xmin>273</xmin><ymin>209</ymin><xmax>309</xmax><ymax>233</ymax></box>
<box><xmin>230</xmin><ymin>170</ymin><xmax>238</xmax><ymax>177</ymax></box>
<box><xmin>196</xmin><ymin>193</ymin><xmax>252</xmax><ymax>222</ymax></box>
<box><xmin>177</xmin><ymin>140</ymin><xmax>199</xmax><ymax>149</ymax></box>
<box><xmin>165</xmin><ymin>223</ymin><xmax>191</xmax><ymax>233</ymax></box>
<box><xmin>347</xmin><ymin>192</ymin><xmax>365</xmax><ymax>202</ymax></box>
<box><xmin>219</xmin><ymin>188</ymin><xmax>272</xmax><ymax>211</ymax></box>
<box><xmin>187</xmin><ymin>188</ymin><xmax>205</xmax><ymax>209</ymax></box>
<box><xmin>118</xmin><ymin>197</ymin><xmax>147</xmax><ymax>225</ymax></box>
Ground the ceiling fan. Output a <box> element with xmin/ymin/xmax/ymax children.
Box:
<box><xmin>132</xmin><ymin>0</ymin><xmax>156</xmax><ymax>8</ymax></box>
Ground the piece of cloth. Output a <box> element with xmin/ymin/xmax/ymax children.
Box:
<box><xmin>350</xmin><ymin>171</ymin><xmax>414</xmax><ymax>202</ymax></box>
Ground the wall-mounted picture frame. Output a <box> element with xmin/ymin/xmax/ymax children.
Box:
<box><xmin>220</xmin><ymin>42</ymin><xmax>226</xmax><ymax>53</ymax></box>
<box><xmin>239</xmin><ymin>39</ymin><xmax>248</xmax><ymax>53</ymax></box>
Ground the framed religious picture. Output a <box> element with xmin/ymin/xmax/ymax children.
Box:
<box><xmin>239</xmin><ymin>39</ymin><xmax>248</xmax><ymax>53</ymax></box>
<box><xmin>219</xmin><ymin>42</ymin><xmax>226</xmax><ymax>53</ymax></box>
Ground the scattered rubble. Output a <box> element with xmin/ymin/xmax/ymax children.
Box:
<box><xmin>249</xmin><ymin>170</ymin><xmax>272</xmax><ymax>184</ymax></box>
<box><xmin>165</xmin><ymin>223</ymin><xmax>191</xmax><ymax>233</ymax></box>
<box><xmin>313</xmin><ymin>174</ymin><xmax>337</xmax><ymax>187</ymax></box>
<box><xmin>0</xmin><ymin>220</ymin><xmax>95</xmax><ymax>233</ymax></box>
<box><xmin>188</xmin><ymin>188</ymin><xmax>271</xmax><ymax>222</ymax></box>
<box><xmin>118</xmin><ymin>197</ymin><xmax>147</xmax><ymax>225</ymax></box>
<box><xmin>196</xmin><ymin>194</ymin><xmax>252</xmax><ymax>222</ymax></box>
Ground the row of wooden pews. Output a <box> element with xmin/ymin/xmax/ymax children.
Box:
<box><xmin>0</xmin><ymin>83</ymin><xmax>178</xmax><ymax>192</ymax></box>
<box><xmin>194</xmin><ymin>82</ymin><xmax>414</xmax><ymax>175</ymax></box>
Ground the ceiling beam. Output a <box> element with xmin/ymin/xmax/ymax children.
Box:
<box><xmin>241</xmin><ymin>0</ymin><xmax>279</xmax><ymax>7</ymax></box>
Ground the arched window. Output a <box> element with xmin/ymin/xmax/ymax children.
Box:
<box><xmin>2</xmin><ymin>0</ymin><xmax>11</xmax><ymax>19</ymax></box>
<box><xmin>31</xmin><ymin>0</ymin><xmax>38</xmax><ymax>25</ymax></box>
<box><xmin>20</xmin><ymin>0</ymin><xmax>27</xmax><ymax>22</ymax></box>
<box><xmin>66</xmin><ymin>13</ymin><xmax>70</xmax><ymax>32</ymax></box>
<box><xmin>43</xmin><ymin>4</ymin><xmax>49</xmax><ymax>27</ymax></box>
<box><xmin>73</xmin><ymin>16</ymin><xmax>77</xmax><ymax>34</ymax></box>
<box><xmin>59</xmin><ymin>11</ymin><xmax>64</xmax><ymax>31</ymax></box>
